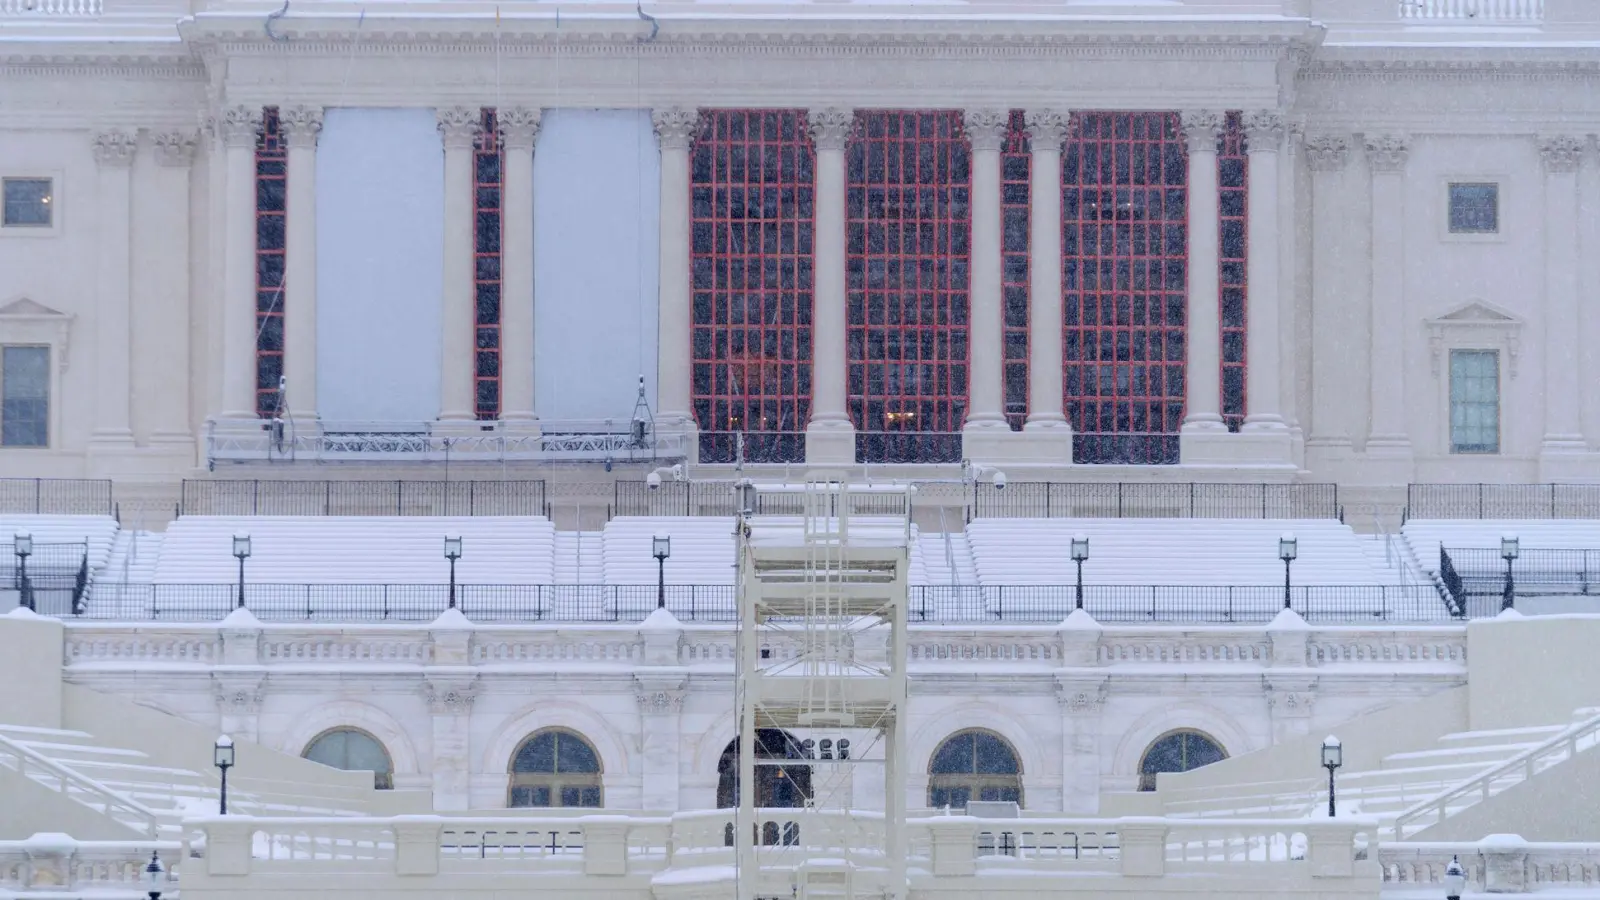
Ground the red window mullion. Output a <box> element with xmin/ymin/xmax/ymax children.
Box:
<box><xmin>1000</xmin><ymin>111</ymin><xmax>1030</xmax><ymax>432</ymax></box>
<box><xmin>474</xmin><ymin>108</ymin><xmax>504</xmax><ymax>421</ymax></box>
<box><xmin>254</xmin><ymin>106</ymin><xmax>287</xmax><ymax>419</ymax></box>
<box><xmin>1218</xmin><ymin>111</ymin><xmax>1249</xmax><ymax>431</ymax></box>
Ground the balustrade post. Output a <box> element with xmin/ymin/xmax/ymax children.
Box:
<box><xmin>1481</xmin><ymin>834</ymin><xmax>1530</xmax><ymax>892</ymax></box>
<box><xmin>927</xmin><ymin>817</ymin><xmax>978</xmax><ymax>876</ymax></box>
<box><xmin>204</xmin><ymin>818</ymin><xmax>254</xmax><ymax>875</ymax></box>
<box><xmin>1304</xmin><ymin>821</ymin><xmax>1357</xmax><ymax>878</ymax></box>
<box><xmin>392</xmin><ymin>816</ymin><xmax>443</xmax><ymax>876</ymax></box>
<box><xmin>1116</xmin><ymin>819</ymin><xmax>1169</xmax><ymax>877</ymax></box>
<box><xmin>580</xmin><ymin>816</ymin><xmax>631</xmax><ymax>875</ymax></box>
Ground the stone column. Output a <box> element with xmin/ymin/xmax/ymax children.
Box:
<box><xmin>499</xmin><ymin>108</ymin><xmax>542</xmax><ymax>430</ymax></box>
<box><xmin>1364</xmin><ymin>135</ymin><xmax>1412</xmax><ymax>456</ymax></box>
<box><xmin>280</xmin><ymin>106</ymin><xmax>322</xmax><ymax>425</ymax></box>
<box><xmin>1022</xmin><ymin>110</ymin><xmax>1071</xmax><ymax>437</ymax></box>
<box><xmin>963</xmin><ymin>109</ymin><xmax>1008</xmax><ymax>436</ymax></box>
<box><xmin>219</xmin><ymin>106</ymin><xmax>262</xmax><ymax>423</ymax></box>
<box><xmin>1055</xmin><ymin>675</ymin><xmax>1107</xmax><ymax>814</ymax></box>
<box><xmin>149</xmin><ymin>131</ymin><xmax>199</xmax><ymax>448</ymax></box>
<box><xmin>1180</xmin><ymin>111</ymin><xmax>1225</xmax><ymax>435</ymax></box>
<box><xmin>1539</xmin><ymin>136</ymin><xmax>1586</xmax><ymax>462</ymax></box>
<box><xmin>805</xmin><ymin>108</ymin><xmax>856</xmax><ymax>464</ymax></box>
<box><xmin>437</xmin><ymin>107</ymin><xmax>479</xmax><ymax>426</ymax></box>
<box><xmin>635</xmin><ymin>677</ymin><xmax>686</xmax><ymax>811</ymax></box>
<box><xmin>89</xmin><ymin>129</ymin><xmax>138</xmax><ymax>449</ymax></box>
<box><xmin>424</xmin><ymin>676</ymin><xmax>477</xmax><ymax>811</ymax></box>
<box><xmin>653</xmin><ymin>108</ymin><xmax>699</xmax><ymax>440</ymax></box>
<box><xmin>1242</xmin><ymin>111</ymin><xmax>1287</xmax><ymax>433</ymax></box>
<box><xmin>1304</xmin><ymin>135</ymin><xmax>1352</xmax><ymax>451</ymax></box>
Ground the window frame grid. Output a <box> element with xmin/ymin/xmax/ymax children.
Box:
<box><xmin>254</xmin><ymin>106</ymin><xmax>287</xmax><ymax>420</ymax></box>
<box><xmin>1</xmin><ymin>177</ymin><xmax>53</xmax><ymax>229</ymax></box>
<box><xmin>0</xmin><ymin>344</ymin><xmax>49</xmax><ymax>448</ymax></box>
<box><xmin>690</xmin><ymin>109</ymin><xmax>816</xmax><ymax>465</ymax></box>
<box><xmin>474</xmin><ymin>108</ymin><xmax>504</xmax><ymax>422</ymax></box>
<box><xmin>1218</xmin><ymin>111</ymin><xmax>1249</xmax><ymax>432</ymax></box>
<box><xmin>846</xmin><ymin>109</ymin><xmax>972</xmax><ymax>464</ymax></box>
<box><xmin>1060</xmin><ymin>111</ymin><xmax>1188</xmax><ymax>465</ymax></box>
<box><xmin>1000</xmin><ymin>111</ymin><xmax>1030</xmax><ymax>432</ymax></box>
<box><xmin>1449</xmin><ymin>348</ymin><xmax>1501</xmax><ymax>454</ymax></box>
<box><xmin>1447</xmin><ymin>181</ymin><xmax>1500</xmax><ymax>235</ymax></box>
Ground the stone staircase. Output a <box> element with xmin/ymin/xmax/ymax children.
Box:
<box><xmin>552</xmin><ymin>531</ymin><xmax>604</xmax><ymax>584</ymax></box>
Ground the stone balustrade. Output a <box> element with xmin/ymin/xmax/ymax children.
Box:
<box><xmin>1381</xmin><ymin>836</ymin><xmax>1600</xmax><ymax>892</ymax></box>
<box><xmin>0</xmin><ymin>835</ymin><xmax>178</xmax><ymax>894</ymax></box>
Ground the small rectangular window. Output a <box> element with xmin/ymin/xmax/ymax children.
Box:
<box><xmin>1</xmin><ymin>346</ymin><xmax>49</xmax><ymax>447</ymax></box>
<box><xmin>1</xmin><ymin>178</ymin><xmax>53</xmax><ymax>228</ymax></box>
<box><xmin>1449</xmin><ymin>349</ymin><xmax>1499</xmax><ymax>454</ymax></box>
<box><xmin>1448</xmin><ymin>183</ymin><xmax>1498</xmax><ymax>234</ymax></box>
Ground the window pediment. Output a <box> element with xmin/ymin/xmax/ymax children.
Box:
<box><xmin>0</xmin><ymin>296</ymin><xmax>73</xmax><ymax>372</ymax></box>
<box><xmin>1426</xmin><ymin>300</ymin><xmax>1521</xmax><ymax>378</ymax></box>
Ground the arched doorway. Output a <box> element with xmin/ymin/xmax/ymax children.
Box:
<box><xmin>1138</xmin><ymin>729</ymin><xmax>1227</xmax><ymax>791</ymax></box>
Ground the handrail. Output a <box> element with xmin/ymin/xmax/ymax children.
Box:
<box><xmin>1391</xmin><ymin>711</ymin><xmax>1600</xmax><ymax>840</ymax></box>
<box><xmin>0</xmin><ymin>733</ymin><xmax>166</xmax><ymax>837</ymax></box>
<box><xmin>938</xmin><ymin>506</ymin><xmax>957</xmax><ymax>587</ymax></box>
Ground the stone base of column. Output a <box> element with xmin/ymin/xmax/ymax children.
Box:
<box><xmin>86</xmin><ymin>429</ymin><xmax>136</xmax><ymax>452</ymax></box>
<box><xmin>962</xmin><ymin>424</ymin><xmax>1073</xmax><ymax>466</ymax></box>
<box><xmin>1180</xmin><ymin>429</ymin><xmax>1295</xmax><ymax>468</ymax></box>
<box><xmin>805</xmin><ymin>419</ymin><xmax>856</xmax><ymax>466</ymax></box>
<box><xmin>651</xmin><ymin>414</ymin><xmax>699</xmax><ymax>465</ymax></box>
<box><xmin>1364</xmin><ymin>435</ymin><xmax>1414</xmax><ymax>458</ymax></box>
<box><xmin>1539</xmin><ymin>443</ymin><xmax>1600</xmax><ymax>482</ymax></box>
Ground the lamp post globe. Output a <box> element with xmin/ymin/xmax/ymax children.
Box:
<box><xmin>1443</xmin><ymin>854</ymin><xmax>1466</xmax><ymax>900</ymax></box>
<box><xmin>653</xmin><ymin>535</ymin><xmax>671</xmax><ymax>609</ymax></box>
<box><xmin>1321</xmin><ymin>735</ymin><xmax>1342</xmax><ymax>818</ymax></box>
<box><xmin>214</xmin><ymin>734</ymin><xmax>235</xmax><ymax>814</ymax></box>
<box><xmin>231</xmin><ymin>535</ymin><xmax>251</xmax><ymax>609</ymax></box>
<box><xmin>1070</xmin><ymin>534</ymin><xmax>1089</xmax><ymax>610</ymax></box>
<box><xmin>444</xmin><ymin>537</ymin><xmax>463</xmax><ymax>609</ymax></box>
<box><xmin>13</xmin><ymin>532</ymin><xmax>33</xmax><ymax>612</ymax></box>
<box><xmin>143</xmin><ymin>849</ymin><xmax>164</xmax><ymax>900</ymax></box>
<box><xmin>1278</xmin><ymin>534</ymin><xmax>1298</xmax><ymax>610</ymax></box>
<box><xmin>1501</xmin><ymin>534</ymin><xmax>1519</xmax><ymax>611</ymax></box>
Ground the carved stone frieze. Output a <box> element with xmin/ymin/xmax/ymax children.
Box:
<box><xmin>635</xmin><ymin>689</ymin><xmax>686</xmax><ymax>714</ymax></box>
<box><xmin>962</xmin><ymin>108</ymin><xmax>1008</xmax><ymax>153</ymax></box>
<box><xmin>807</xmin><ymin>108</ymin><xmax>853</xmax><ymax>153</ymax></box>
<box><xmin>213</xmin><ymin>673</ymin><xmax>266</xmax><ymax>715</ymax></box>
<box><xmin>1023</xmin><ymin>109</ymin><xmax>1069</xmax><ymax>152</ymax></box>
<box><xmin>424</xmin><ymin>676</ymin><xmax>478</xmax><ymax>715</ymax></box>
<box><xmin>151</xmin><ymin>130</ymin><xmax>199</xmax><ymax>167</ymax></box>
<box><xmin>1055</xmin><ymin>675</ymin><xmax>1109</xmax><ymax>716</ymax></box>
<box><xmin>278</xmin><ymin>105</ymin><xmax>324</xmax><ymax>149</ymax></box>
<box><xmin>652</xmin><ymin>107</ymin><xmax>699</xmax><ymax>152</ymax></box>
<box><xmin>1303</xmin><ymin>134</ymin><xmax>1350</xmax><ymax>172</ymax></box>
<box><xmin>1179</xmin><ymin>110</ymin><xmax>1223</xmax><ymax>154</ymax></box>
<box><xmin>1538</xmin><ymin>135</ymin><xmax>1584</xmax><ymax>174</ymax></box>
<box><xmin>498</xmin><ymin>106</ymin><xmax>542</xmax><ymax>152</ymax></box>
<box><xmin>435</xmin><ymin>105</ymin><xmax>480</xmax><ymax>151</ymax></box>
<box><xmin>1264</xmin><ymin>677</ymin><xmax>1317</xmax><ymax>718</ymax></box>
<box><xmin>91</xmin><ymin>129</ymin><xmax>137</xmax><ymax>167</ymax></box>
<box><xmin>1364</xmin><ymin>134</ymin><xmax>1410</xmax><ymax>173</ymax></box>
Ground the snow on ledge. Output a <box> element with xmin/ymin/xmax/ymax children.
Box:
<box><xmin>1060</xmin><ymin>607</ymin><xmax>1102</xmax><ymax>631</ymax></box>
<box><xmin>219</xmin><ymin>606</ymin><xmax>261</xmax><ymax>628</ymax></box>
<box><xmin>3</xmin><ymin>606</ymin><xmax>42</xmax><ymax>620</ymax></box>
<box><xmin>430</xmin><ymin>607</ymin><xmax>474</xmax><ymax>629</ymax></box>
<box><xmin>1266</xmin><ymin>607</ymin><xmax>1308</xmax><ymax>631</ymax></box>
<box><xmin>640</xmin><ymin>607</ymin><xmax>684</xmax><ymax>630</ymax></box>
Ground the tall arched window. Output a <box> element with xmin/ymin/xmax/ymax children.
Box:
<box><xmin>302</xmin><ymin>728</ymin><xmax>394</xmax><ymax>790</ymax></box>
<box><xmin>716</xmin><ymin>728</ymin><xmax>813</xmax><ymax>809</ymax></box>
<box><xmin>927</xmin><ymin>729</ymin><xmax>1022</xmax><ymax>810</ymax></box>
<box><xmin>508</xmin><ymin>729</ymin><xmax>603</xmax><ymax>808</ymax></box>
<box><xmin>1138</xmin><ymin>729</ymin><xmax>1227</xmax><ymax>791</ymax></box>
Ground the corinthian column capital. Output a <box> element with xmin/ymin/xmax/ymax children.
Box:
<box><xmin>652</xmin><ymin>108</ymin><xmax>699</xmax><ymax>152</ymax></box>
<box><xmin>807</xmin><ymin>108</ymin><xmax>853</xmax><ymax>153</ymax></box>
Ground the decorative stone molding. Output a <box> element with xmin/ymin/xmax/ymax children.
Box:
<box><xmin>424</xmin><ymin>677</ymin><xmax>478</xmax><ymax>715</ymax></box>
<box><xmin>1538</xmin><ymin>135</ymin><xmax>1584</xmax><ymax>174</ymax></box>
<box><xmin>151</xmin><ymin>130</ymin><xmax>199</xmax><ymax>167</ymax></box>
<box><xmin>213</xmin><ymin>674</ymin><xmax>266</xmax><ymax>715</ymax></box>
<box><xmin>498</xmin><ymin>106</ymin><xmax>542</xmax><ymax>152</ymax></box>
<box><xmin>219</xmin><ymin>104</ymin><xmax>262</xmax><ymax>149</ymax></box>
<box><xmin>651</xmin><ymin>107</ymin><xmax>699</xmax><ymax>152</ymax></box>
<box><xmin>91</xmin><ymin>129</ymin><xmax>137</xmax><ymax>167</ymax></box>
<box><xmin>1364</xmin><ymin>134</ymin><xmax>1410</xmax><ymax>173</ymax></box>
<box><xmin>435</xmin><ymin>105</ymin><xmax>480</xmax><ymax>151</ymax></box>
<box><xmin>1426</xmin><ymin>300</ymin><xmax>1523</xmax><ymax>378</ymax></box>
<box><xmin>1023</xmin><ymin>109</ymin><xmax>1069</xmax><ymax>151</ymax></box>
<box><xmin>1179</xmin><ymin>110</ymin><xmax>1223</xmax><ymax>153</ymax></box>
<box><xmin>1303</xmin><ymin>135</ymin><xmax>1350</xmax><ymax>172</ymax></box>
<box><xmin>1055</xmin><ymin>675</ymin><xmax>1109</xmax><ymax>716</ymax></box>
<box><xmin>807</xmin><ymin>108</ymin><xmax>852</xmax><ymax>152</ymax></box>
<box><xmin>1241</xmin><ymin>110</ymin><xmax>1286</xmax><ymax>147</ymax></box>
<box><xmin>0</xmin><ymin>297</ymin><xmax>73</xmax><ymax>373</ymax></box>
<box><xmin>962</xmin><ymin>109</ymin><xmax>1008</xmax><ymax>153</ymax></box>
<box><xmin>1264</xmin><ymin>677</ymin><xmax>1317</xmax><ymax>718</ymax></box>
<box><xmin>635</xmin><ymin>689</ymin><xmax>686</xmax><ymax>714</ymax></box>
<box><xmin>278</xmin><ymin>105</ymin><xmax>324</xmax><ymax>149</ymax></box>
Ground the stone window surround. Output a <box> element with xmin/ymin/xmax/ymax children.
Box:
<box><xmin>0</xmin><ymin>297</ymin><xmax>73</xmax><ymax>450</ymax></box>
<box><xmin>1439</xmin><ymin>174</ymin><xmax>1508</xmax><ymax>244</ymax></box>
<box><xmin>1447</xmin><ymin>348</ymin><xmax>1501</xmax><ymax>455</ymax></box>
<box><xmin>0</xmin><ymin>172</ymin><xmax>62</xmax><ymax>237</ymax></box>
<box><xmin>1427</xmin><ymin>301</ymin><xmax>1521</xmax><ymax>458</ymax></box>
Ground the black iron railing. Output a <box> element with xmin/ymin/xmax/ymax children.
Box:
<box><xmin>1408</xmin><ymin>483</ymin><xmax>1600</xmax><ymax>519</ymax></box>
<box><xmin>1073</xmin><ymin>433</ymin><xmax>1180</xmax><ymax>466</ymax></box>
<box><xmin>0</xmin><ymin>479</ymin><xmax>114</xmax><ymax>515</ymax></box>
<box><xmin>179</xmin><ymin>480</ymin><xmax>547</xmax><ymax>517</ymax></box>
<box><xmin>1442</xmin><ymin>547</ymin><xmax>1600</xmax><ymax>598</ymax></box>
<box><xmin>856</xmin><ymin>432</ymin><xmax>964</xmax><ymax>464</ymax></box>
<box><xmin>971</xmin><ymin>482</ymin><xmax>1340</xmax><ymax>520</ymax></box>
<box><xmin>698</xmin><ymin>432</ymin><xmax>806</xmax><ymax>465</ymax></box>
<box><xmin>68</xmin><ymin>583</ymin><xmax>1455</xmax><ymax>624</ymax></box>
<box><xmin>613</xmin><ymin>482</ymin><xmax>912</xmax><ymax>518</ymax></box>
<box><xmin>1438</xmin><ymin>548</ymin><xmax>1465</xmax><ymax>616</ymax></box>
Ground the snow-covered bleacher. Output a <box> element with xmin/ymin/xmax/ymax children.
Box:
<box><xmin>1402</xmin><ymin>518</ymin><xmax>1600</xmax><ymax>563</ymax></box>
<box><xmin>0</xmin><ymin>515</ymin><xmax>119</xmax><ymax>614</ymax></box>
<box><xmin>600</xmin><ymin>516</ymin><xmax>929</xmax><ymax>586</ymax></box>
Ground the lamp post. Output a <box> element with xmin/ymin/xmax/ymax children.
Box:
<box><xmin>214</xmin><ymin>734</ymin><xmax>235</xmax><ymax>815</ymax></box>
<box><xmin>14</xmin><ymin>532</ymin><xmax>33</xmax><ymax>612</ymax></box>
<box><xmin>1444</xmin><ymin>854</ymin><xmax>1466</xmax><ymax>900</ymax></box>
<box><xmin>1321</xmin><ymin>734</ymin><xmax>1342</xmax><ymax>818</ymax></box>
<box><xmin>653</xmin><ymin>535</ymin><xmax>671</xmax><ymax>609</ymax></box>
<box><xmin>444</xmin><ymin>537</ymin><xmax>463</xmax><ymax>609</ymax></box>
<box><xmin>1070</xmin><ymin>534</ymin><xmax>1089</xmax><ymax>610</ymax></box>
<box><xmin>231</xmin><ymin>535</ymin><xmax>251</xmax><ymax>609</ymax></box>
<box><xmin>144</xmin><ymin>850</ymin><xmax>165</xmax><ymax>900</ymax></box>
<box><xmin>1279</xmin><ymin>534</ymin><xmax>1298</xmax><ymax>610</ymax></box>
<box><xmin>1501</xmin><ymin>534</ymin><xmax>1519</xmax><ymax>611</ymax></box>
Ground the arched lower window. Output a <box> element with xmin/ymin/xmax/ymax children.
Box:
<box><xmin>716</xmin><ymin>729</ymin><xmax>813</xmax><ymax>809</ymax></box>
<box><xmin>1138</xmin><ymin>729</ymin><xmax>1227</xmax><ymax>791</ymax></box>
<box><xmin>928</xmin><ymin>729</ymin><xmax>1022</xmax><ymax>810</ymax></box>
<box><xmin>302</xmin><ymin>728</ymin><xmax>394</xmax><ymax>790</ymax></box>
<box><xmin>509</xmin><ymin>729</ymin><xmax>603</xmax><ymax>808</ymax></box>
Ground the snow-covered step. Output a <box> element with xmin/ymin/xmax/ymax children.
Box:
<box><xmin>1435</xmin><ymin>724</ymin><xmax>1569</xmax><ymax>750</ymax></box>
<box><xmin>1381</xmin><ymin>742</ymin><xmax>1544</xmax><ymax>770</ymax></box>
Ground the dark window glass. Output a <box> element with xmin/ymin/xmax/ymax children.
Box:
<box><xmin>1218</xmin><ymin>112</ymin><xmax>1249</xmax><ymax>432</ymax></box>
<box><xmin>1137</xmin><ymin>730</ymin><xmax>1227</xmax><ymax>791</ymax></box>
<box><xmin>303</xmin><ymin>729</ymin><xmax>394</xmax><ymax>790</ymax></box>
<box><xmin>927</xmin><ymin>730</ymin><xmax>1023</xmax><ymax>810</ymax></box>
<box><xmin>474</xmin><ymin>108</ymin><xmax>504</xmax><ymax>420</ymax></box>
<box><xmin>255</xmin><ymin>106</ymin><xmax>287</xmax><ymax>418</ymax></box>
<box><xmin>1449</xmin><ymin>183</ymin><xmax>1499</xmax><ymax>234</ymax></box>
<box><xmin>1449</xmin><ymin>349</ymin><xmax>1500</xmax><ymax>453</ymax></box>
<box><xmin>508</xmin><ymin>729</ymin><xmax>603</xmax><ymax>808</ymax></box>
<box><xmin>1</xmin><ymin>346</ymin><xmax>48</xmax><ymax>447</ymax></box>
<box><xmin>2</xmin><ymin>178</ymin><xmax>53</xmax><ymax>227</ymax></box>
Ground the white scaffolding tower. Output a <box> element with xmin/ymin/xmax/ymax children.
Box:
<box><xmin>734</xmin><ymin>473</ymin><xmax>911</xmax><ymax>900</ymax></box>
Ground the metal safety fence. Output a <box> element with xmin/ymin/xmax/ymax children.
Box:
<box><xmin>971</xmin><ymin>482</ymin><xmax>1340</xmax><ymax>520</ymax></box>
<box><xmin>0</xmin><ymin>479</ymin><xmax>113</xmax><ymax>515</ymax></box>
<box><xmin>179</xmin><ymin>480</ymin><xmax>547</xmax><ymax>517</ymax></box>
<box><xmin>1407</xmin><ymin>483</ymin><xmax>1600</xmax><ymax>520</ymax></box>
